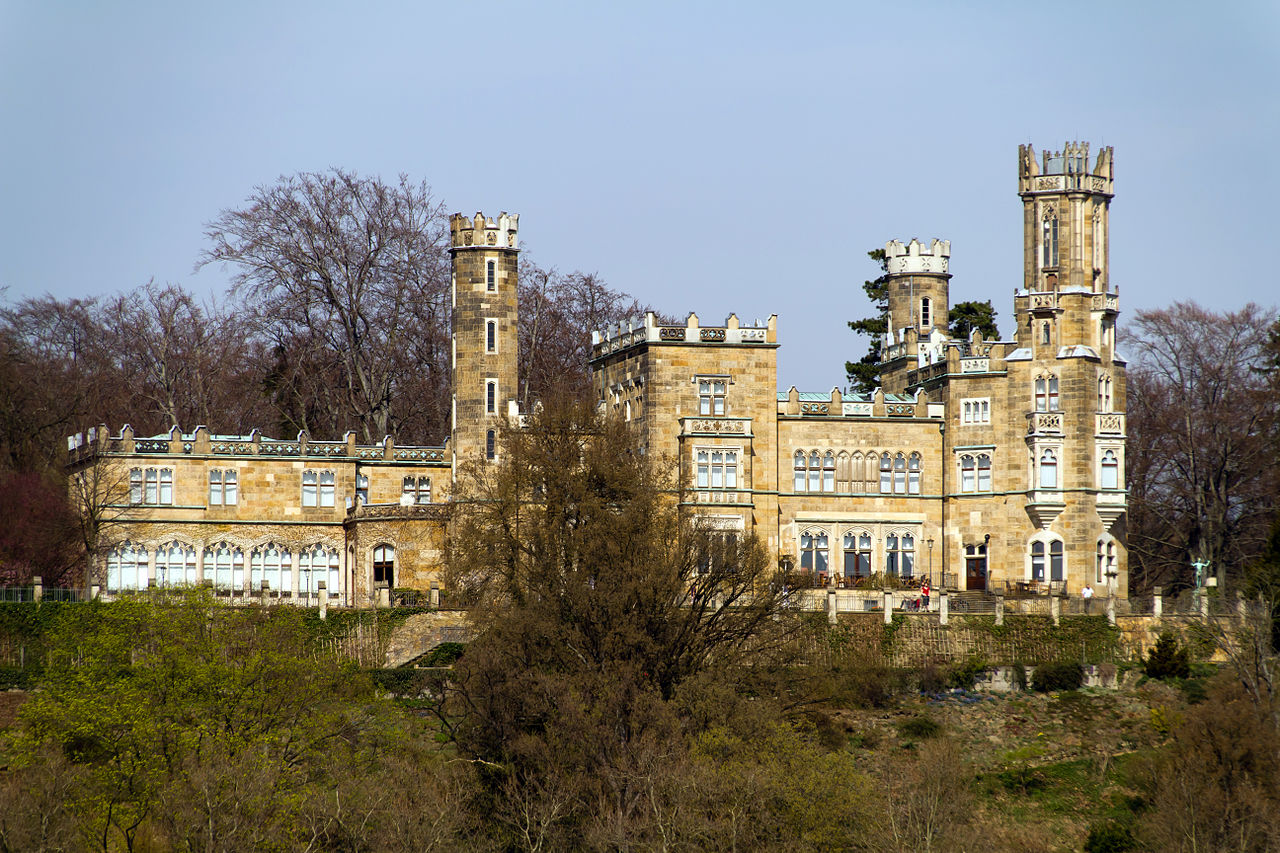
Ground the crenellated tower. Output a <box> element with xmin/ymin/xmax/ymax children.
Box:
<box><xmin>1014</xmin><ymin>142</ymin><xmax>1117</xmax><ymax>354</ymax></box>
<box><xmin>450</xmin><ymin>212</ymin><xmax>519</xmax><ymax>471</ymax></box>
<box><xmin>879</xmin><ymin>238</ymin><xmax>951</xmax><ymax>393</ymax></box>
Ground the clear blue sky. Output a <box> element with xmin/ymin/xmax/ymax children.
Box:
<box><xmin>2</xmin><ymin>1</ymin><xmax>1277</xmax><ymax>392</ymax></box>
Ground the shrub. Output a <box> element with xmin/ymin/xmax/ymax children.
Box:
<box><xmin>948</xmin><ymin>656</ymin><xmax>989</xmax><ymax>689</ymax></box>
<box><xmin>420</xmin><ymin>641</ymin><xmax>465</xmax><ymax>667</ymax></box>
<box><xmin>897</xmin><ymin>714</ymin><xmax>942</xmax><ymax>740</ymax></box>
<box><xmin>1012</xmin><ymin>662</ymin><xmax>1028</xmax><ymax>691</ymax></box>
<box><xmin>1145</xmin><ymin>631</ymin><xmax>1191</xmax><ymax>680</ymax></box>
<box><xmin>1030</xmin><ymin>660</ymin><xmax>1083</xmax><ymax>692</ymax></box>
<box><xmin>1085</xmin><ymin>820</ymin><xmax>1136</xmax><ymax>852</ymax></box>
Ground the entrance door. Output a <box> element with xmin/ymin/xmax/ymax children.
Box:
<box><xmin>965</xmin><ymin>544</ymin><xmax>988</xmax><ymax>591</ymax></box>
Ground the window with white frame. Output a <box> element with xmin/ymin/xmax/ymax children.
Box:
<box><xmin>1034</xmin><ymin>375</ymin><xmax>1060</xmax><ymax>411</ymax></box>
<box><xmin>822</xmin><ymin>451</ymin><xmax>835</xmax><ymax>492</ymax></box>
<box><xmin>1100</xmin><ymin>449</ymin><xmax>1120</xmax><ymax>490</ymax></box>
<box><xmin>486</xmin><ymin>259</ymin><xmax>496</xmax><ymax>291</ymax></box>
<box><xmin>959</xmin><ymin>452</ymin><xmax>993</xmax><ymax>493</ymax></box>
<box><xmin>402</xmin><ymin>476</ymin><xmax>432</xmax><ymax>504</ymax></box>
<box><xmin>1037</xmin><ymin>448</ymin><xmax>1059</xmax><ymax>489</ymax></box>
<box><xmin>208</xmin><ymin>468</ymin><xmax>237</xmax><ymax>506</ymax></box>
<box><xmin>1098</xmin><ymin>374</ymin><xmax>1113</xmax><ymax>412</ymax></box>
<box><xmin>302</xmin><ymin>470</ymin><xmax>336</xmax><ymax>508</ymax></box>
<box><xmin>204</xmin><ymin>542</ymin><xmax>244</xmax><ymax>591</ymax></box>
<box><xmin>880</xmin><ymin>452</ymin><xmax>892</xmax><ymax>493</ymax></box>
<box><xmin>695</xmin><ymin>448</ymin><xmax>739</xmax><ymax>490</ymax></box>
<box><xmin>961</xmin><ymin>398</ymin><xmax>991</xmax><ymax>425</ymax></box>
<box><xmin>1030</xmin><ymin>537</ymin><xmax>1064</xmax><ymax>582</ymax></box>
<box><xmin>486</xmin><ymin>379</ymin><xmax>497</xmax><ymax>414</ymax></box>
<box><xmin>106</xmin><ymin>542</ymin><xmax>148</xmax><ymax>591</ymax></box>
<box><xmin>251</xmin><ymin>543</ymin><xmax>291</xmax><ymax>592</ymax></box>
<box><xmin>842</xmin><ymin>531</ymin><xmax>873</xmax><ymax>579</ymax></box>
<box><xmin>920</xmin><ymin>297</ymin><xmax>931</xmax><ymax>329</ymax></box>
<box><xmin>130</xmin><ymin>467</ymin><xmax>174</xmax><ymax>505</ymax></box>
<box><xmin>908</xmin><ymin>453</ymin><xmax>921</xmax><ymax>494</ymax></box>
<box><xmin>799</xmin><ymin>529</ymin><xmax>829</xmax><ymax>574</ymax></box>
<box><xmin>1096</xmin><ymin>539</ymin><xmax>1117</xmax><ymax>584</ymax></box>
<box><xmin>697</xmin><ymin>377</ymin><xmax>727</xmax><ymax>416</ymax></box>
<box><xmin>886</xmin><ymin>533</ymin><xmax>915</xmax><ymax>578</ymax></box>
<box><xmin>486</xmin><ymin>319</ymin><xmax>497</xmax><ymax>353</ymax></box>
<box><xmin>355</xmin><ymin>473</ymin><xmax>369</xmax><ymax>504</ymax></box>
<box><xmin>155</xmin><ymin>541</ymin><xmax>196</xmax><ymax>587</ymax></box>
<box><xmin>299</xmin><ymin>544</ymin><xmax>340</xmax><ymax>596</ymax></box>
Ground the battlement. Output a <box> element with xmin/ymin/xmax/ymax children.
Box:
<box><xmin>449</xmin><ymin>211</ymin><xmax>519</xmax><ymax>250</ymax></box>
<box><xmin>884</xmin><ymin>238</ymin><xmax>950</xmax><ymax>275</ymax></box>
<box><xmin>1019</xmin><ymin>142</ymin><xmax>1114</xmax><ymax>193</ymax></box>
<box><xmin>590</xmin><ymin>311</ymin><xmax>777</xmax><ymax>360</ymax></box>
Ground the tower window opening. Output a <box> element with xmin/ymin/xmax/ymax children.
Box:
<box><xmin>486</xmin><ymin>379</ymin><xmax>497</xmax><ymax>414</ymax></box>
<box><xmin>486</xmin><ymin>429</ymin><xmax>496</xmax><ymax>460</ymax></box>
<box><xmin>1042</xmin><ymin>216</ymin><xmax>1059</xmax><ymax>268</ymax></box>
<box><xmin>1041</xmin><ymin>322</ymin><xmax>1051</xmax><ymax>345</ymax></box>
<box><xmin>486</xmin><ymin>259</ymin><xmax>496</xmax><ymax>291</ymax></box>
<box><xmin>1034</xmin><ymin>376</ymin><xmax>1059</xmax><ymax>412</ymax></box>
<box><xmin>920</xmin><ymin>297</ymin><xmax>931</xmax><ymax>330</ymax></box>
<box><xmin>486</xmin><ymin>320</ymin><xmax>496</xmax><ymax>353</ymax></box>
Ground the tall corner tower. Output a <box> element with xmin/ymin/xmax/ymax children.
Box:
<box><xmin>879</xmin><ymin>238</ymin><xmax>951</xmax><ymax>393</ymax></box>
<box><xmin>450</xmin><ymin>211</ymin><xmax>519</xmax><ymax>470</ymax></box>
<box><xmin>1014</xmin><ymin>142</ymin><xmax>1118</xmax><ymax>354</ymax></box>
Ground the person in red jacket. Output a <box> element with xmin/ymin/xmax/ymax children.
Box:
<box><xmin>921</xmin><ymin>579</ymin><xmax>931</xmax><ymax>611</ymax></box>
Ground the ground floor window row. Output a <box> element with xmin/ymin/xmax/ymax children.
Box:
<box><xmin>796</xmin><ymin>523</ymin><xmax>925</xmax><ymax>582</ymax></box>
<box><xmin>793</xmin><ymin>450</ymin><xmax>922</xmax><ymax>495</ymax></box>
<box><xmin>102</xmin><ymin>540</ymin><xmax>378</xmax><ymax>596</ymax></box>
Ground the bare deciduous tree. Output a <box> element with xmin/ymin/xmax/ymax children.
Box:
<box><xmin>199</xmin><ymin>169</ymin><xmax>451</xmax><ymax>443</ymax></box>
<box><xmin>1126</xmin><ymin>302</ymin><xmax>1280</xmax><ymax>592</ymax></box>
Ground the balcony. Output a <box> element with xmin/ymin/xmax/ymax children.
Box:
<box><xmin>1096</xmin><ymin>413</ymin><xmax>1126</xmax><ymax>436</ymax></box>
<box><xmin>1027</xmin><ymin>411</ymin><xmax>1064</xmax><ymax>435</ymax></box>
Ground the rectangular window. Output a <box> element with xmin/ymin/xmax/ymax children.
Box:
<box><xmin>356</xmin><ymin>473</ymin><xmax>369</xmax><ymax>504</ymax></box>
<box><xmin>403</xmin><ymin>476</ymin><xmax>431</xmax><ymax>504</ymax></box>
<box><xmin>209</xmin><ymin>469</ymin><xmax>237</xmax><ymax>506</ymax></box>
<box><xmin>302</xmin><ymin>471</ymin><xmax>318</xmax><ymax>507</ymax></box>
<box><xmin>486</xmin><ymin>319</ymin><xmax>497</xmax><ymax>353</ymax></box>
<box><xmin>134</xmin><ymin>467</ymin><xmax>174</xmax><ymax>506</ymax></box>
<box><xmin>961</xmin><ymin>398</ymin><xmax>990</xmax><ymax>425</ymax></box>
<box><xmin>697</xmin><ymin>378</ymin><xmax>727</xmax><ymax>416</ymax></box>
<box><xmin>697</xmin><ymin>449</ymin><xmax>739</xmax><ymax>490</ymax></box>
<box><xmin>319</xmin><ymin>470</ymin><xmax>335</xmax><ymax>507</ymax></box>
<box><xmin>486</xmin><ymin>379</ymin><xmax>497</xmax><ymax>414</ymax></box>
<box><xmin>486</xmin><ymin>259</ymin><xmax>496</xmax><ymax>291</ymax></box>
<box><xmin>486</xmin><ymin>429</ymin><xmax>496</xmax><ymax>461</ymax></box>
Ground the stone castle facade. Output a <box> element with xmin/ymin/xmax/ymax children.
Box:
<box><xmin>69</xmin><ymin>142</ymin><xmax>1126</xmax><ymax>605</ymax></box>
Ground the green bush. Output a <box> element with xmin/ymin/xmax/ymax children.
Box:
<box><xmin>1084</xmin><ymin>820</ymin><xmax>1136</xmax><ymax>852</ymax></box>
<box><xmin>1030</xmin><ymin>660</ymin><xmax>1083</xmax><ymax>692</ymax></box>
<box><xmin>896</xmin><ymin>714</ymin><xmax>942</xmax><ymax>740</ymax></box>
<box><xmin>420</xmin><ymin>641</ymin><xmax>465</xmax><ymax>667</ymax></box>
<box><xmin>1145</xmin><ymin>631</ymin><xmax>1191</xmax><ymax>680</ymax></box>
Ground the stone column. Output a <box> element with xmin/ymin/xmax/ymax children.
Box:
<box><xmin>1106</xmin><ymin>593</ymin><xmax>1116</xmax><ymax>626</ymax></box>
<box><xmin>1050</xmin><ymin>592</ymin><xmax>1061</xmax><ymax>626</ymax></box>
<box><xmin>883</xmin><ymin>590</ymin><xmax>893</xmax><ymax>624</ymax></box>
<box><xmin>995</xmin><ymin>592</ymin><xmax>1005</xmax><ymax>626</ymax></box>
<box><xmin>1237</xmin><ymin>591</ymin><xmax>1248</xmax><ymax>619</ymax></box>
<box><xmin>318</xmin><ymin>582</ymin><xmax>328</xmax><ymax>619</ymax></box>
<box><xmin>1153</xmin><ymin>586</ymin><xmax>1163</xmax><ymax>619</ymax></box>
<box><xmin>939</xmin><ymin>588</ymin><xmax>949</xmax><ymax>626</ymax></box>
<box><xmin>90</xmin><ymin>583</ymin><xmax>100</xmax><ymax>601</ymax></box>
<box><xmin>1200</xmin><ymin>591</ymin><xmax>1209</xmax><ymax>619</ymax></box>
<box><xmin>827</xmin><ymin>588</ymin><xmax>838</xmax><ymax>625</ymax></box>
<box><xmin>378</xmin><ymin>584</ymin><xmax>390</xmax><ymax>609</ymax></box>
<box><xmin>430</xmin><ymin>583</ymin><xmax>440</xmax><ymax>609</ymax></box>
<box><xmin>32</xmin><ymin>575</ymin><xmax>42</xmax><ymax>602</ymax></box>
<box><xmin>259</xmin><ymin>579</ymin><xmax>270</xmax><ymax>605</ymax></box>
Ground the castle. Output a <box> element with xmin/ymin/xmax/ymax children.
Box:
<box><xmin>68</xmin><ymin>143</ymin><xmax>1126</xmax><ymax>605</ymax></box>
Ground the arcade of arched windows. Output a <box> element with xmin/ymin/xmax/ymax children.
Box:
<box><xmin>793</xmin><ymin>449</ymin><xmax>922</xmax><ymax>495</ymax></box>
<box><xmin>794</xmin><ymin>522</ymin><xmax>924</xmax><ymax>586</ymax></box>
<box><xmin>103</xmin><ymin>537</ymin><xmax>346</xmax><ymax>599</ymax></box>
